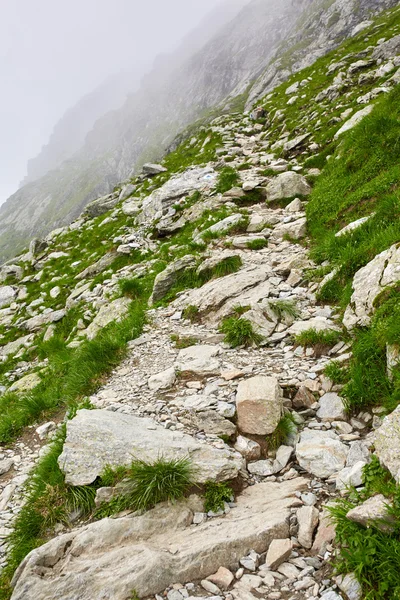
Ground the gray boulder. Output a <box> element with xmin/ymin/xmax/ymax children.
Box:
<box><xmin>375</xmin><ymin>404</ymin><xmax>400</xmax><ymax>482</ymax></box>
<box><xmin>84</xmin><ymin>193</ymin><xmax>119</xmax><ymax>219</ymax></box>
<box><xmin>84</xmin><ymin>298</ymin><xmax>131</xmax><ymax>341</ymax></box>
<box><xmin>296</xmin><ymin>429</ymin><xmax>348</xmax><ymax>478</ymax></box>
<box><xmin>142</xmin><ymin>163</ymin><xmax>167</xmax><ymax>176</ymax></box>
<box><xmin>265</xmin><ymin>172</ymin><xmax>311</xmax><ymax>201</ymax></box>
<box><xmin>0</xmin><ymin>286</ymin><xmax>16</xmax><ymax>309</ymax></box>
<box><xmin>150</xmin><ymin>255</ymin><xmax>197</xmax><ymax>304</ymax></box>
<box><xmin>343</xmin><ymin>244</ymin><xmax>400</xmax><ymax>330</ymax></box>
<box><xmin>58</xmin><ymin>409</ymin><xmax>243</xmax><ymax>486</ymax></box>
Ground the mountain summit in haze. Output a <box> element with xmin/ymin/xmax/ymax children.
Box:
<box><xmin>0</xmin><ymin>0</ymin><xmax>396</xmax><ymax>263</ymax></box>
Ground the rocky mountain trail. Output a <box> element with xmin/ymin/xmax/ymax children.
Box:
<box><xmin>1</xmin><ymin>7</ymin><xmax>400</xmax><ymax>599</ymax></box>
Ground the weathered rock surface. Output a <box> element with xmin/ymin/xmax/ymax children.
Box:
<box><xmin>10</xmin><ymin>478</ymin><xmax>307</xmax><ymax>600</ymax></box>
<box><xmin>297</xmin><ymin>505</ymin><xmax>319</xmax><ymax>549</ymax></box>
<box><xmin>346</xmin><ymin>494</ymin><xmax>394</xmax><ymax>530</ymax></box>
<box><xmin>84</xmin><ymin>298</ymin><xmax>131</xmax><ymax>340</ymax></box>
<box><xmin>343</xmin><ymin>244</ymin><xmax>400</xmax><ymax>329</ymax></box>
<box><xmin>58</xmin><ymin>409</ymin><xmax>243</xmax><ymax>486</ymax></box>
<box><xmin>0</xmin><ymin>286</ymin><xmax>16</xmax><ymax>308</ymax></box>
<box><xmin>236</xmin><ymin>376</ymin><xmax>283</xmax><ymax>435</ymax></box>
<box><xmin>317</xmin><ymin>393</ymin><xmax>346</xmax><ymax>422</ymax></box>
<box><xmin>374</xmin><ymin>404</ymin><xmax>400</xmax><ymax>483</ymax></box>
<box><xmin>265</xmin><ymin>172</ymin><xmax>311</xmax><ymax>201</ymax></box>
<box><xmin>150</xmin><ymin>255</ymin><xmax>197</xmax><ymax>304</ymax></box>
<box><xmin>175</xmin><ymin>345</ymin><xmax>221</xmax><ymax>376</ymax></box>
<box><xmin>334</xmin><ymin>105</ymin><xmax>373</xmax><ymax>138</ymax></box>
<box><xmin>296</xmin><ymin>429</ymin><xmax>348</xmax><ymax>478</ymax></box>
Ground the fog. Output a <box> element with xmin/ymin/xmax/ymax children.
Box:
<box><xmin>0</xmin><ymin>0</ymin><xmax>226</xmax><ymax>205</ymax></box>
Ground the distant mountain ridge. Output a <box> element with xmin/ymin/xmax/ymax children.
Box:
<box><xmin>0</xmin><ymin>0</ymin><xmax>396</xmax><ymax>263</ymax></box>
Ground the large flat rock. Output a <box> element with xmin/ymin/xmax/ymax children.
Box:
<box><xmin>58</xmin><ymin>409</ymin><xmax>243</xmax><ymax>486</ymax></box>
<box><xmin>180</xmin><ymin>265</ymin><xmax>273</xmax><ymax>323</ymax></box>
<box><xmin>11</xmin><ymin>478</ymin><xmax>307</xmax><ymax>600</ymax></box>
<box><xmin>374</xmin><ymin>405</ymin><xmax>400</xmax><ymax>483</ymax></box>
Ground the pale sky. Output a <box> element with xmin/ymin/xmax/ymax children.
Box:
<box><xmin>0</xmin><ymin>0</ymin><xmax>225</xmax><ymax>204</ymax></box>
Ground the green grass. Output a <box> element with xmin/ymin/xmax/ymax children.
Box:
<box><xmin>0</xmin><ymin>301</ymin><xmax>146</xmax><ymax>443</ymax></box>
<box><xmin>215</xmin><ymin>167</ymin><xmax>240</xmax><ymax>194</ymax></box>
<box><xmin>266</xmin><ymin>413</ymin><xmax>296</xmax><ymax>451</ymax></box>
<box><xmin>294</xmin><ymin>328</ymin><xmax>341</xmax><ymax>352</ymax></box>
<box><xmin>95</xmin><ymin>457</ymin><xmax>195</xmax><ymax>517</ymax></box>
<box><xmin>170</xmin><ymin>334</ymin><xmax>197</xmax><ymax>349</ymax></box>
<box><xmin>203</xmin><ymin>481</ymin><xmax>233</xmax><ymax>513</ymax></box>
<box><xmin>182</xmin><ymin>305</ymin><xmax>200</xmax><ymax>322</ymax></box>
<box><xmin>246</xmin><ymin>238</ymin><xmax>268</xmax><ymax>250</ymax></box>
<box><xmin>199</xmin><ymin>255</ymin><xmax>242</xmax><ymax>282</ymax></box>
<box><xmin>330</xmin><ymin>457</ymin><xmax>400</xmax><ymax>599</ymax></box>
<box><xmin>220</xmin><ymin>316</ymin><xmax>262</xmax><ymax>348</ymax></box>
<box><xmin>269</xmin><ymin>299</ymin><xmax>300</xmax><ymax>321</ymax></box>
<box><xmin>118</xmin><ymin>277</ymin><xmax>145</xmax><ymax>299</ymax></box>
<box><xmin>324</xmin><ymin>361</ymin><xmax>349</xmax><ymax>385</ymax></box>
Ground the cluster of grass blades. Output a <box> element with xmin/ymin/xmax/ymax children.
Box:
<box><xmin>220</xmin><ymin>316</ymin><xmax>263</xmax><ymax>348</ymax></box>
<box><xmin>215</xmin><ymin>166</ymin><xmax>240</xmax><ymax>194</ymax></box>
<box><xmin>268</xmin><ymin>299</ymin><xmax>300</xmax><ymax>321</ymax></box>
<box><xmin>266</xmin><ymin>413</ymin><xmax>297</xmax><ymax>451</ymax></box>
<box><xmin>203</xmin><ymin>481</ymin><xmax>233</xmax><ymax>513</ymax></box>
<box><xmin>293</xmin><ymin>328</ymin><xmax>342</xmax><ymax>357</ymax></box>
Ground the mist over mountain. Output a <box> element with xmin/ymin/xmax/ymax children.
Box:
<box><xmin>0</xmin><ymin>0</ymin><xmax>396</xmax><ymax>263</ymax></box>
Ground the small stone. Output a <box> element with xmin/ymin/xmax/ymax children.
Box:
<box><xmin>336</xmin><ymin>573</ymin><xmax>362</xmax><ymax>600</ymax></box>
<box><xmin>35</xmin><ymin>421</ymin><xmax>56</xmax><ymax>440</ymax></box>
<box><xmin>265</xmin><ymin>538</ymin><xmax>292</xmax><ymax>570</ymax></box>
<box><xmin>297</xmin><ymin>506</ymin><xmax>319</xmax><ymax>549</ymax></box>
<box><xmin>207</xmin><ymin>566</ymin><xmax>234</xmax><ymax>590</ymax></box>
<box><xmin>0</xmin><ymin>459</ymin><xmax>13</xmax><ymax>476</ymax></box>
<box><xmin>293</xmin><ymin>386</ymin><xmax>316</xmax><ymax>409</ymax></box>
<box><xmin>317</xmin><ymin>393</ymin><xmax>346</xmax><ymax>422</ymax></box>
<box><xmin>234</xmin><ymin>436</ymin><xmax>261</xmax><ymax>461</ymax></box>
<box><xmin>201</xmin><ymin>580</ymin><xmax>220</xmax><ymax>594</ymax></box>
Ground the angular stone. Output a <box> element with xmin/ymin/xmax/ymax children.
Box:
<box><xmin>317</xmin><ymin>393</ymin><xmax>346</xmax><ymax>422</ymax></box>
<box><xmin>175</xmin><ymin>345</ymin><xmax>221</xmax><ymax>377</ymax></box>
<box><xmin>0</xmin><ymin>286</ymin><xmax>16</xmax><ymax>309</ymax></box>
<box><xmin>312</xmin><ymin>508</ymin><xmax>335</xmax><ymax>556</ymax></box>
<box><xmin>288</xmin><ymin>317</ymin><xmax>340</xmax><ymax>336</ymax></box>
<box><xmin>140</xmin><ymin>167</ymin><xmax>216</xmax><ymax>222</ymax></box>
<box><xmin>265</xmin><ymin>538</ymin><xmax>292</xmax><ymax>570</ymax></box>
<box><xmin>85</xmin><ymin>298</ymin><xmax>131</xmax><ymax>341</ymax></box>
<box><xmin>24</xmin><ymin>309</ymin><xmax>66</xmax><ymax>332</ymax></box>
<box><xmin>0</xmin><ymin>334</ymin><xmax>34</xmax><ymax>358</ymax></box>
<box><xmin>84</xmin><ymin>193</ymin><xmax>119</xmax><ymax>218</ymax></box>
<box><xmin>296</xmin><ymin>429</ymin><xmax>348</xmax><ymax>478</ymax></box>
<box><xmin>346</xmin><ymin>495</ymin><xmax>394</xmax><ymax>531</ymax></box>
<box><xmin>266</xmin><ymin>172</ymin><xmax>311</xmax><ymax>201</ymax></box>
<box><xmin>234</xmin><ymin>436</ymin><xmax>261</xmax><ymax>461</ymax></box>
<box><xmin>297</xmin><ymin>506</ymin><xmax>319</xmax><ymax>549</ymax></box>
<box><xmin>150</xmin><ymin>255</ymin><xmax>197</xmax><ymax>304</ymax></box>
<box><xmin>236</xmin><ymin>376</ymin><xmax>283</xmax><ymax>436</ymax></box>
<box><xmin>200</xmin><ymin>214</ymin><xmax>245</xmax><ymax>239</ymax></box>
<box><xmin>142</xmin><ymin>163</ymin><xmax>167</xmax><ymax>175</ymax></box>
<box><xmin>293</xmin><ymin>386</ymin><xmax>316</xmax><ymax>409</ymax></box>
<box><xmin>35</xmin><ymin>421</ymin><xmax>56</xmax><ymax>440</ymax></box>
<box><xmin>0</xmin><ymin>459</ymin><xmax>14</xmax><ymax>476</ymax></box>
<box><xmin>336</xmin><ymin>573</ymin><xmax>362</xmax><ymax>600</ymax></box>
<box><xmin>336</xmin><ymin>461</ymin><xmax>366</xmax><ymax>490</ymax></box>
<box><xmin>11</xmin><ymin>478</ymin><xmax>308</xmax><ymax>600</ymax></box>
<box><xmin>375</xmin><ymin>405</ymin><xmax>400</xmax><ymax>482</ymax></box>
<box><xmin>181</xmin><ymin>266</ymin><xmax>272</xmax><ymax>323</ymax></box>
<box><xmin>58</xmin><ymin>409</ymin><xmax>243</xmax><ymax>486</ymax></box>
<box><xmin>207</xmin><ymin>566</ymin><xmax>234</xmax><ymax>590</ymax></box>
<box><xmin>190</xmin><ymin>411</ymin><xmax>236</xmax><ymax>438</ymax></box>
<box><xmin>148</xmin><ymin>367</ymin><xmax>176</xmax><ymax>391</ymax></box>
<box><xmin>76</xmin><ymin>251</ymin><xmax>118</xmax><ymax>280</ymax></box>
<box><xmin>272</xmin><ymin>217</ymin><xmax>307</xmax><ymax>241</ymax></box>
<box><xmin>343</xmin><ymin>244</ymin><xmax>400</xmax><ymax>330</ymax></box>
<box><xmin>247</xmin><ymin>459</ymin><xmax>275</xmax><ymax>477</ymax></box>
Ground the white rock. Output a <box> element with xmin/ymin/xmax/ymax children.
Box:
<box><xmin>234</xmin><ymin>436</ymin><xmax>261</xmax><ymax>461</ymax></box>
<box><xmin>148</xmin><ymin>367</ymin><xmax>176</xmax><ymax>391</ymax></box>
<box><xmin>336</xmin><ymin>573</ymin><xmax>362</xmax><ymax>600</ymax></box>
<box><xmin>317</xmin><ymin>393</ymin><xmax>346</xmax><ymax>422</ymax></box>
<box><xmin>175</xmin><ymin>345</ymin><xmax>221</xmax><ymax>377</ymax></box>
<box><xmin>374</xmin><ymin>404</ymin><xmax>400</xmax><ymax>482</ymax></box>
<box><xmin>265</xmin><ymin>538</ymin><xmax>292</xmax><ymax>570</ymax></box>
<box><xmin>334</xmin><ymin>105</ymin><xmax>373</xmax><ymax>138</ymax></box>
<box><xmin>266</xmin><ymin>172</ymin><xmax>311</xmax><ymax>201</ymax></box>
<box><xmin>296</xmin><ymin>429</ymin><xmax>348</xmax><ymax>478</ymax></box>
<box><xmin>11</xmin><ymin>478</ymin><xmax>307</xmax><ymax>600</ymax></box>
<box><xmin>336</xmin><ymin>461</ymin><xmax>366</xmax><ymax>490</ymax></box>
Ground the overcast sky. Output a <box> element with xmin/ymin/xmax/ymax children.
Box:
<box><xmin>0</xmin><ymin>0</ymin><xmax>225</xmax><ymax>205</ymax></box>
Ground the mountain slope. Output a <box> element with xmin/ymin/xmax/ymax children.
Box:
<box><xmin>0</xmin><ymin>4</ymin><xmax>400</xmax><ymax>599</ymax></box>
<box><xmin>0</xmin><ymin>0</ymin><xmax>384</xmax><ymax>264</ymax></box>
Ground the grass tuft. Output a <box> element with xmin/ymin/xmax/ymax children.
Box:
<box><xmin>204</xmin><ymin>481</ymin><xmax>233</xmax><ymax>513</ymax></box>
<box><xmin>267</xmin><ymin>413</ymin><xmax>296</xmax><ymax>451</ymax></box>
<box><xmin>220</xmin><ymin>316</ymin><xmax>262</xmax><ymax>348</ymax></box>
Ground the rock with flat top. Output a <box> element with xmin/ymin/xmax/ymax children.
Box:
<box><xmin>346</xmin><ymin>494</ymin><xmax>394</xmax><ymax>531</ymax></box>
<box><xmin>58</xmin><ymin>409</ymin><xmax>243</xmax><ymax>486</ymax></box>
<box><xmin>236</xmin><ymin>376</ymin><xmax>282</xmax><ymax>436</ymax></box>
<box><xmin>10</xmin><ymin>478</ymin><xmax>308</xmax><ymax>600</ymax></box>
<box><xmin>142</xmin><ymin>163</ymin><xmax>167</xmax><ymax>175</ymax></box>
<box><xmin>175</xmin><ymin>345</ymin><xmax>221</xmax><ymax>376</ymax></box>
<box><xmin>148</xmin><ymin>367</ymin><xmax>176</xmax><ymax>391</ymax></box>
<box><xmin>317</xmin><ymin>393</ymin><xmax>346</xmax><ymax>422</ymax></box>
<box><xmin>207</xmin><ymin>566</ymin><xmax>234</xmax><ymax>590</ymax></box>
